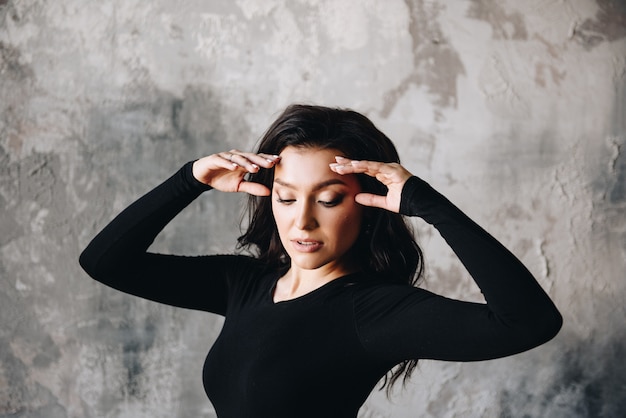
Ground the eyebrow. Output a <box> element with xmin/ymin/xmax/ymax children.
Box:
<box><xmin>273</xmin><ymin>178</ymin><xmax>349</xmax><ymax>192</ymax></box>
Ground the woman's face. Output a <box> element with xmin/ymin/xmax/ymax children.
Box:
<box><xmin>271</xmin><ymin>146</ymin><xmax>364</xmax><ymax>273</ymax></box>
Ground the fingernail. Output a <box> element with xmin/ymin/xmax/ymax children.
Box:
<box><xmin>335</xmin><ymin>156</ymin><xmax>348</xmax><ymax>162</ymax></box>
<box><xmin>252</xmin><ymin>164</ymin><xmax>259</xmax><ymax>169</ymax></box>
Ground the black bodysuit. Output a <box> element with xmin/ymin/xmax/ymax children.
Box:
<box><xmin>79</xmin><ymin>162</ymin><xmax>562</xmax><ymax>418</ymax></box>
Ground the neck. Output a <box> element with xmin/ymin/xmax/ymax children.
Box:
<box><xmin>273</xmin><ymin>257</ymin><xmax>360</xmax><ymax>302</ymax></box>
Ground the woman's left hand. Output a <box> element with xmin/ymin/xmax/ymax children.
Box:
<box><xmin>329</xmin><ymin>156</ymin><xmax>413</xmax><ymax>213</ymax></box>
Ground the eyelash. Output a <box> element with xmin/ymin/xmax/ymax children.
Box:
<box><xmin>275</xmin><ymin>197</ymin><xmax>343</xmax><ymax>207</ymax></box>
<box><xmin>275</xmin><ymin>198</ymin><xmax>295</xmax><ymax>205</ymax></box>
<box><xmin>319</xmin><ymin>198</ymin><xmax>343</xmax><ymax>207</ymax></box>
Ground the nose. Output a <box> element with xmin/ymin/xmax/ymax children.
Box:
<box><xmin>295</xmin><ymin>200</ymin><xmax>318</xmax><ymax>230</ymax></box>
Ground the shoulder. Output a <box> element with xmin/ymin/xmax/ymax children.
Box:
<box><xmin>219</xmin><ymin>253</ymin><xmax>271</xmax><ymax>279</ymax></box>
<box><xmin>195</xmin><ymin>253</ymin><xmax>270</xmax><ymax>286</ymax></box>
<box><xmin>221</xmin><ymin>254</ymin><xmax>282</xmax><ymax>291</ymax></box>
<box><xmin>349</xmin><ymin>277</ymin><xmax>438</xmax><ymax>317</ymax></box>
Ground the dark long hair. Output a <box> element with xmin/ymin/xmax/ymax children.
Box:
<box><xmin>237</xmin><ymin>104</ymin><xmax>424</xmax><ymax>392</ymax></box>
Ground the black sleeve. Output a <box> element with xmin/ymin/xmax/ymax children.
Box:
<box><xmin>355</xmin><ymin>176</ymin><xmax>562</xmax><ymax>363</ymax></box>
<box><xmin>78</xmin><ymin>162</ymin><xmax>253</xmax><ymax>314</ymax></box>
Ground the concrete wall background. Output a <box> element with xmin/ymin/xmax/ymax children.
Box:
<box><xmin>1</xmin><ymin>0</ymin><xmax>624</xmax><ymax>417</ymax></box>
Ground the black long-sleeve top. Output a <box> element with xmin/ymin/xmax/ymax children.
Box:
<box><xmin>79</xmin><ymin>162</ymin><xmax>562</xmax><ymax>418</ymax></box>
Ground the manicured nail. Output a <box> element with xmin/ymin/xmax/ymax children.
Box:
<box><xmin>335</xmin><ymin>156</ymin><xmax>348</xmax><ymax>162</ymax></box>
<box><xmin>252</xmin><ymin>164</ymin><xmax>259</xmax><ymax>169</ymax></box>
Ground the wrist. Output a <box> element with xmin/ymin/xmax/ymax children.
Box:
<box><xmin>187</xmin><ymin>161</ymin><xmax>213</xmax><ymax>190</ymax></box>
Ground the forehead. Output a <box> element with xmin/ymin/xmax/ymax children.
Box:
<box><xmin>273</xmin><ymin>146</ymin><xmax>360</xmax><ymax>190</ymax></box>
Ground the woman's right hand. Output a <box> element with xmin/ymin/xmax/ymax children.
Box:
<box><xmin>192</xmin><ymin>150</ymin><xmax>281</xmax><ymax>196</ymax></box>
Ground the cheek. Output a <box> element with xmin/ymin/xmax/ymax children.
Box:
<box><xmin>333</xmin><ymin>209</ymin><xmax>363</xmax><ymax>241</ymax></box>
<box><xmin>271</xmin><ymin>205</ymin><xmax>282</xmax><ymax>230</ymax></box>
<box><xmin>271</xmin><ymin>204</ymin><xmax>290</xmax><ymax>235</ymax></box>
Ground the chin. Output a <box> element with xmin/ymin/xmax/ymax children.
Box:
<box><xmin>292</xmin><ymin>261</ymin><xmax>325</xmax><ymax>271</ymax></box>
<box><xmin>290</xmin><ymin>255</ymin><xmax>330</xmax><ymax>271</ymax></box>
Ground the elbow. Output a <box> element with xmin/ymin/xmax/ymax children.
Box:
<box><xmin>545</xmin><ymin>308</ymin><xmax>563</xmax><ymax>341</ymax></box>
<box><xmin>529</xmin><ymin>306</ymin><xmax>563</xmax><ymax>348</ymax></box>
<box><xmin>78</xmin><ymin>244</ymin><xmax>103</xmax><ymax>280</ymax></box>
<box><xmin>78</xmin><ymin>247</ymin><xmax>95</xmax><ymax>277</ymax></box>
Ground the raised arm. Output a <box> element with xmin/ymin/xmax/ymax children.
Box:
<box><xmin>79</xmin><ymin>151</ymin><xmax>280</xmax><ymax>313</ymax></box>
<box><xmin>331</xmin><ymin>158</ymin><xmax>562</xmax><ymax>362</ymax></box>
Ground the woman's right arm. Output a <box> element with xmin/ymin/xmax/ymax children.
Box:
<box><xmin>79</xmin><ymin>151</ymin><xmax>280</xmax><ymax>313</ymax></box>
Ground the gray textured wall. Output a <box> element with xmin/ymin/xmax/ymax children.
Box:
<box><xmin>1</xmin><ymin>1</ymin><xmax>625</xmax><ymax>417</ymax></box>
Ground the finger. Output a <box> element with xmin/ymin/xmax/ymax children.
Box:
<box><xmin>350</xmin><ymin>160</ymin><xmax>400</xmax><ymax>178</ymax></box>
<box><xmin>223</xmin><ymin>151</ymin><xmax>281</xmax><ymax>171</ymax></box>
<box><xmin>232</xmin><ymin>155</ymin><xmax>260</xmax><ymax>172</ymax></box>
<box><xmin>330</xmin><ymin>164</ymin><xmax>380</xmax><ymax>178</ymax></box>
<box><xmin>218</xmin><ymin>151</ymin><xmax>242</xmax><ymax>169</ymax></box>
<box><xmin>354</xmin><ymin>192</ymin><xmax>393</xmax><ymax>211</ymax></box>
<box><xmin>237</xmin><ymin>181</ymin><xmax>271</xmax><ymax>196</ymax></box>
<box><xmin>247</xmin><ymin>152</ymin><xmax>282</xmax><ymax>168</ymax></box>
<box><xmin>329</xmin><ymin>158</ymin><xmax>368</xmax><ymax>174</ymax></box>
<box><xmin>331</xmin><ymin>158</ymin><xmax>409</xmax><ymax>185</ymax></box>
<box><xmin>229</xmin><ymin>156</ymin><xmax>263</xmax><ymax>174</ymax></box>
<box><xmin>330</xmin><ymin>159</ymin><xmax>390</xmax><ymax>178</ymax></box>
<box><xmin>221</xmin><ymin>150</ymin><xmax>258</xmax><ymax>172</ymax></box>
<box><xmin>212</xmin><ymin>155</ymin><xmax>242</xmax><ymax>172</ymax></box>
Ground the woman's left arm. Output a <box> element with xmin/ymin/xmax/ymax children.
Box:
<box><xmin>331</xmin><ymin>158</ymin><xmax>562</xmax><ymax>361</ymax></box>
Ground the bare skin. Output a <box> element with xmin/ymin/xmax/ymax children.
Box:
<box><xmin>271</xmin><ymin>147</ymin><xmax>364</xmax><ymax>301</ymax></box>
<box><xmin>192</xmin><ymin>148</ymin><xmax>414</xmax><ymax>302</ymax></box>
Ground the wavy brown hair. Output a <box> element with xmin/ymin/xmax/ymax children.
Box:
<box><xmin>237</xmin><ymin>104</ymin><xmax>424</xmax><ymax>392</ymax></box>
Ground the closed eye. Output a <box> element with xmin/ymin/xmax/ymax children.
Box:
<box><xmin>318</xmin><ymin>197</ymin><xmax>344</xmax><ymax>207</ymax></box>
<box><xmin>275</xmin><ymin>198</ymin><xmax>295</xmax><ymax>205</ymax></box>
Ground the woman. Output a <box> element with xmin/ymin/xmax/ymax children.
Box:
<box><xmin>79</xmin><ymin>104</ymin><xmax>562</xmax><ymax>417</ymax></box>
